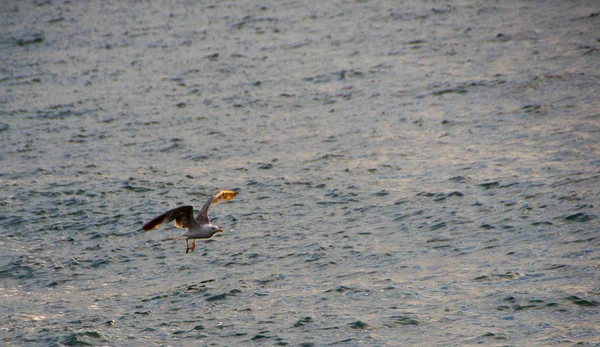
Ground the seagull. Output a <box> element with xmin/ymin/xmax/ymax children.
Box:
<box><xmin>143</xmin><ymin>190</ymin><xmax>238</xmax><ymax>254</ymax></box>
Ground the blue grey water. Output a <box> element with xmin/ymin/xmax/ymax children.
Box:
<box><xmin>1</xmin><ymin>1</ymin><xmax>599</xmax><ymax>346</ymax></box>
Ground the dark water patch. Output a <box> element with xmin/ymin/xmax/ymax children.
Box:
<box><xmin>159</xmin><ymin>142</ymin><xmax>184</xmax><ymax>153</ymax></box>
<box><xmin>47</xmin><ymin>181</ymin><xmax>86</xmax><ymax>189</ymax></box>
<box><xmin>321</xmin><ymin>189</ymin><xmax>359</xmax><ymax>204</ymax></box>
<box><xmin>448</xmin><ymin>175</ymin><xmax>468</xmax><ymax>183</ymax></box>
<box><xmin>474</xmin><ymin>272</ymin><xmax>522</xmax><ymax>282</ymax></box>
<box><xmin>245</xmin><ymin>179</ymin><xmax>263</xmax><ymax>187</ymax></box>
<box><xmin>394</xmin><ymin>198</ymin><xmax>410</xmax><ymax>205</ymax></box>
<box><xmin>427</xmin><ymin>237</ymin><xmax>453</xmax><ymax>243</ymax></box>
<box><xmin>513</xmin><ymin>304</ymin><xmax>537</xmax><ymax>311</ymax></box>
<box><xmin>545</xmin><ymin>264</ymin><xmax>568</xmax><ymax>270</ymax></box>
<box><xmin>229</xmin><ymin>16</ymin><xmax>279</xmax><ymax>30</ymax></box>
<box><xmin>0</xmin><ymin>215</ymin><xmax>26</xmax><ymax>228</ymax></box>
<box><xmin>11</xmin><ymin>32</ymin><xmax>45</xmax><ymax>46</ymax></box>
<box><xmin>479</xmin><ymin>181</ymin><xmax>500</xmax><ymax>189</ymax></box>
<box><xmin>531</xmin><ymin>221</ymin><xmax>553</xmax><ymax>226</ymax></box>
<box><xmin>417</xmin><ymin>191</ymin><xmax>463</xmax><ymax>201</ymax></box>
<box><xmin>429</xmin><ymin>221</ymin><xmax>447</xmax><ymax>231</ymax></box>
<box><xmin>141</xmin><ymin>294</ymin><xmax>169</xmax><ymax>302</ymax></box>
<box><xmin>563</xmin><ymin>250</ymin><xmax>596</xmax><ymax>258</ymax></box>
<box><xmin>564</xmin><ymin>212</ymin><xmax>593</xmax><ymax>222</ymax></box>
<box><xmin>324</xmin><ymin>285</ymin><xmax>370</xmax><ymax>295</ymax></box>
<box><xmin>206</xmin><ymin>130</ymin><xmax>228</xmax><ymax>137</ymax></box>
<box><xmin>566</xmin><ymin>296</ymin><xmax>599</xmax><ymax>307</ymax></box>
<box><xmin>429</xmin><ymin>79</ymin><xmax>506</xmax><ymax>97</ymax></box>
<box><xmin>34</xmin><ymin>106</ymin><xmax>99</xmax><ymax>120</ymax></box>
<box><xmin>372</xmin><ymin>190</ymin><xmax>389</xmax><ymax>197</ymax></box>
<box><xmin>97</xmin><ymin>221</ymin><xmax>129</xmax><ymax>233</ymax></box>
<box><xmin>430</xmin><ymin>87</ymin><xmax>467</xmax><ymax>96</ymax></box>
<box><xmin>293</xmin><ymin>316</ymin><xmax>313</xmax><ymax>328</ymax></box>
<box><xmin>284</xmin><ymin>180</ymin><xmax>325</xmax><ymax>189</ymax></box>
<box><xmin>571</xmin><ymin>11</ymin><xmax>600</xmax><ymax>20</ymax></box>
<box><xmin>191</xmin><ymin>324</ymin><xmax>205</xmax><ymax>330</ymax></box>
<box><xmin>317</xmin><ymin>201</ymin><xmax>350</xmax><ymax>205</ymax></box>
<box><xmin>90</xmin><ymin>258</ymin><xmax>111</xmax><ymax>268</ymax></box>
<box><xmin>352</xmin><ymin>204</ymin><xmax>375</xmax><ymax>213</ymax></box>
<box><xmin>408</xmin><ymin>39</ymin><xmax>426</xmax><ymax>46</ymax></box>
<box><xmin>563</xmin><ymin>236</ymin><xmax>597</xmax><ymax>245</ymax></box>
<box><xmin>335</xmin><ymin>69</ymin><xmax>365</xmax><ymax>81</ymax></box>
<box><xmin>46</xmin><ymin>279</ymin><xmax>71</xmax><ymax>287</ymax></box>
<box><xmin>122</xmin><ymin>183</ymin><xmax>153</xmax><ymax>193</ymax></box>
<box><xmin>573</xmin><ymin>204</ymin><xmax>594</xmax><ymax>210</ymax></box>
<box><xmin>306</xmin><ymin>153</ymin><xmax>346</xmax><ymax>163</ymax></box>
<box><xmin>85</xmin><ymin>243</ymin><xmax>102</xmax><ymax>251</ymax></box>
<box><xmin>431</xmin><ymin>244</ymin><xmax>453</xmax><ymax>250</ymax></box>
<box><xmin>250</xmin><ymin>332</ymin><xmax>271</xmax><ymax>341</ymax></box>
<box><xmin>62</xmin><ymin>331</ymin><xmax>107</xmax><ymax>346</ymax></box>
<box><xmin>256</xmin><ymin>273</ymin><xmax>286</xmax><ymax>286</ymax></box>
<box><xmin>475</xmin><ymin>332</ymin><xmax>508</xmax><ymax>341</ymax></box>
<box><xmin>329</xmin><ymin>338</ymin><xmax>361</xmax><ymax>345</ymax></box>
<box><xmin>521</xmin><ymin>103</ymin><xmax>547</xmax><ymax>116</ymax></box>
<box><xmin>303</xmin><ymin>74</ymin><xmax>330</xmax><ymax>84</ymax></box>
<box><xmin>348</xmin><ymin>320</ymin><xmax>371</xmax><ymax>330</ymax></box>
<box><xmin>221</xmin><ymin>331</ymin><xmax>249</xmax><ymax>338</ymax></box>
<box><xmin>495</xmin><ymin>296</ymin><xmax>559</xmax><ymax>312</ymax></box>
<box><xmin>447</xmin><ymin>191</ymin><xmax>464</xmax><ymax>198</ymax></box>
<box><xmin>186</xmin><ymin>153</ymin><xmax>212</xmax><ymax>161</ymax></box>
<box><xmin>551</xmin><ymin>174</ymin><xmax>600</xmax><ymax>187</ymax></box>
<box><xmin>383</xmin><ymin>314</ymin><xmax>420</xmax><ymax>327</ymax></box>
<box><xmin>501</xmin><ymin>199</ymin><xmax>518</xmax><ymax>206</ymax></box>
<box><xmin>67</xmin><ymin>132</ymin><xmax>105</xmax><ymax>144</ymax></box>
<box><xmin>0</xmin><ymin>262</ymin><xmax>35</xmax><ymax>279</ymax></box>
<box><xmin>205</xmin><ymin>293</ymin><xmax>228</xmax><ymax>301</ymax></box>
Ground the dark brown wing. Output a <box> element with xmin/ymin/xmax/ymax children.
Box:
<box><xmin>143</xmin><ymin>205</ymin><xmax>195</xmax><ymax>231</ymax></box>
<box><xmin>195</xmin><ymin>190</ymin><xmax>238</xmax><ymax>225</ymax></box>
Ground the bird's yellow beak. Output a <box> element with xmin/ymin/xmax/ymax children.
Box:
<box><xmin>217</xmin><ymin>228</ymin><xmax>224</xmax><ymax>233</ymax></box>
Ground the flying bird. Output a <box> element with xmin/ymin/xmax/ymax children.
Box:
<box><xmin>143</xmin><ymin>190</ymin><xmax>238</xmax><ymax>254</ymax></box>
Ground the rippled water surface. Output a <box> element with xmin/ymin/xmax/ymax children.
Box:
<box><xmin>1</xmin><ymin>0</ymin><xmax>599</xmax><ymax>346</ymax></box>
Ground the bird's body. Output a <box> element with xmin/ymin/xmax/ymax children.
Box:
<box><xmin>143</xmin><ymin>190</ymin><xmax>237</xmax><ymax>253</ymax></box>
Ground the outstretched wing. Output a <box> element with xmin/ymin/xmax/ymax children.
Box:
<box><xmin>195</xmin><ymin>190</ymin><xmax>238</xmax><ymax>225</ymax></box>
<box><xmin>143</xmin><ymin>205</ymin><xmax>195</xmax><ymax>231</ymax></box>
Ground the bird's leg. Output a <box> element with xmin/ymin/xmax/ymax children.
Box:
<box><xmin>185</xmin><ymin>238</ymin><xmax>190</xmax><ymax>254</ymax></box>
<box><xmin>190</xmin><ymin>239</ymin><xmax>197</xmax><ymax>253</ymax></box>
